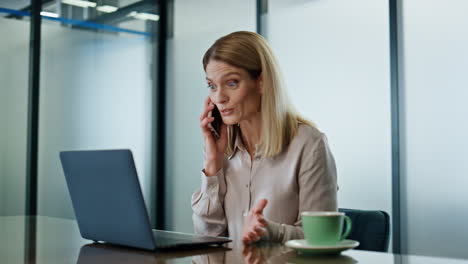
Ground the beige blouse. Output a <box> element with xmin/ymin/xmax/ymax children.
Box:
<box><xmin>191</xmin><ymin>124</ymin><xmax>338</xmax><ymax>243</ymax></box>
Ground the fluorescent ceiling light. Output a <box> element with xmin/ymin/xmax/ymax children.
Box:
<box><xmin>96</xmin><ymin>5</ymin><xmax>118</xmax><ymax>13</ymax></box>
<box><xmin>40</xmin><ymin>11</ymin><xmax>59</xmax><ymax>18</ymax></box>
<box><xmin>61</xmin><ymin>0</ymin><xmax>97</xmax><ymax>8</ymax></box>
<box><xmin>128</xmin><ymin>11</ymin><xmax>160</xmax><ymax>21</ymax></box>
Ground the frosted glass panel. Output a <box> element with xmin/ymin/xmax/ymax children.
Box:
<box><xmin>266</xmin><ymin>0</ymin><xmax>392</xmax><ymax>214</ymax></box>
<box><xmin>0</xmin><ymin>16</ymin><xmax>29</xmax><ymax>216</ymax></box>
<box><xmin>400</xmin><ymin>0</ymin><xmax>468</xmax><ymax>258</ymax></box>
<box><xmin>38</xmin><ymin>23</ymin><xmax>154</xmax><ymax>219</ymax></box>
<box><xmin>0</xmin><ymin>217</ymin><xmax>26</xmax><ymax>263</ymax></box>
<box><xmin>164</xmin><ymin>0</ymin><xmax>256</xmax><ymax>232</ymax></box>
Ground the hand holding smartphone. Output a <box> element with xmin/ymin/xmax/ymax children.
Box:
<box><xmin>201</xmin><ymin>97</ymin><xmax>227</xmax><ymax>176</ymax></box>
<box><xmin>208</xmin><ymin>104</ymin><xmax>223</xmax><ymax>139</ymax></box>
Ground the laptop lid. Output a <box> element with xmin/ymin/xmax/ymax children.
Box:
<box><xmin>60</xmin><ymin>149</ymin><xmax>156</xmax><ymax>250</ymax></box>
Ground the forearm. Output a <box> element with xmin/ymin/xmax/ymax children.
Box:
<box><xmin>262</xmin><ymin>219</ymin><xmax>304</xmax><ymax>243</ymax></box>
<box><xmin>191</xmin><ymin>170</ymin><xmax>228</xmax><ymax>237</ymax></box>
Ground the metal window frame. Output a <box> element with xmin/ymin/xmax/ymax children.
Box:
<box><xmin>154</xmin><ymin>0</ymin><xmax>171</xmax><ymax>230</ymax></box>
<box><xmin>25</xmin><ymin>1</ymin><xmax>41</xmax><ymax>262</ymax></box>
<box><xmin>389</xmin><ymin>0</ymin><xmax>401</xmax><ymax>254</ymax></box>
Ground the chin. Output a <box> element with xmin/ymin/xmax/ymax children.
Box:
<box><xmin>222</xmin><ymin>117</ymin><xmax>239</xmax><ymax>126</ymax></box>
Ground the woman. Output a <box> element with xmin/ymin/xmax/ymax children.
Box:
<box><xmin>192</xmin><ymin>31</ymin><xmax>337</xmax><ymax>244</ymax></box>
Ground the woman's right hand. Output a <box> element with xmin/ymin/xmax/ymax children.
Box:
<box><xmin>200</xmin><ymin>97</ymin><xmax>228</xmax><ymax>176</ymax></box>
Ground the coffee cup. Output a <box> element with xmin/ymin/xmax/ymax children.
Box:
<box><xmin>301</xmin><ymin>211</ymin><xmax>352</xmax><ymax>245</ymax></box>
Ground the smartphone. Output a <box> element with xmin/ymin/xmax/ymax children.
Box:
<box><xmin>208</xmin><ymin>105</ymin><xmax>222</xmax><ymax>139</ymax></box>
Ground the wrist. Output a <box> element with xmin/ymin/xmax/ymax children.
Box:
<box><xmin>203</xmin><ymin>161</ymin><xmax>222</xmax><ymax>176</ymax></box>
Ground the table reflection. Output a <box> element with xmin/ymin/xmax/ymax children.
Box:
<box><xmin>76</xmin><ymin>243</ymin><xmax>231</xmax><ymax>263</ymax></box>
<box><xmin>75</xmin><ymin>241</ymin><xmax>361</xmax><ymax>264</ymax></box>
<box><xmin>192</xmin><ymin>242</ymin><xmax>359</xmax><ymax>264</ymax></box>
<box><xmin>1</xmin><ymin>216</ymin><xmax>467</xmax><ymax>264</ymax></box>
<box><xmin>287</xmin><ymin>255</ymin><xmax>358</xmax><ymax>264</ymax></box>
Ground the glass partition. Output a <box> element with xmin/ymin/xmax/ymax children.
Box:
<box><xmin>0</xmin><ymin>2</ymin><xmax>31</xmax><ymax>263</ymax></box>
<box><xmin>266</xmin><ymin>0</ymin><xmax>392</xmax><ymax>221</ymax></box>
<box><xmin>0</xmin><ymin>1</ymin><xmax>31</xmax><ymax>217</ymax></box>
<box><xmin>164</xmin><ymin>0</ymin><xmax>256</xmax><ymax>232</ymax></box>
<box><xmin>399</xmin><ymin>0</ymin><xmax>468</xmax><ymax>258</ymax></box>
<box><xmin>37</xmin><ymin>0</ymin><xmax>158</xmax><ymax>220</ymax></box>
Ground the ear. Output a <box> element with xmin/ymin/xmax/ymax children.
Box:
<box><xmin>257</xmin><ymin>74</ymin><xmax>264</xmax><ymax>95</ymax></box>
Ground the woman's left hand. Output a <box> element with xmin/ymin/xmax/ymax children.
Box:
<box><xmin>242</xmin><ymin>244</ymin><xmax>266</xmax><ymax>264</ymax></box>
<box><xmin>242</xmin><ymin>199</ymin><xmax>268</xmax><ymax>244</ymax></box>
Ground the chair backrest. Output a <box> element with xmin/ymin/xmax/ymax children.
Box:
<box><xmin>339</xmin><ymin>208</ymin><xmax>390</xmax><ymax>252</ymax></box>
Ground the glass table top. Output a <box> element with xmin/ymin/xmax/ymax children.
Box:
<box><xmin>1</xmin><ymin>216</ymin><xmax>467</xmax><ymax>264</ymax></box>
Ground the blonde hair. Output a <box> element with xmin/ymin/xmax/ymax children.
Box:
<box><xmin>203</xmin><ymin>31</ymin><xmax>314</xmax><ymax>158</ymax></box>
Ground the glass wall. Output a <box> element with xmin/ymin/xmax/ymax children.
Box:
<box><xmin>266</xmin><ymin>0</ymin><xmax>392</xmax><ymax>220</ymax></box>
<box><xmin>399</xmin><ymin>0</ymin><xmax>468</xmax><ymax>258</ymax></box>
<box><xmin>164</xmin><ymin>0</ymin><xmax>256</xmax><ymax>233</ymax></box>
<box><xmin>0</xmin><ymin>1</ymin><xmax>30</xmax><ymax>217</ymax></box>
<box><xmin>37</xmin><ymin>0</ymin><xmax>158</xmax><ymax>220</ymax></box>
<box><xmin>0</xmin><ymin>2</ymin><xmax>30</xmax><ymax>263</ymax></box>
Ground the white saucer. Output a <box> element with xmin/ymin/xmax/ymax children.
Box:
<box><xmin>285</xmin><ymin>239</ymin><xmax>359</xmax><ymax>255</ymax></box>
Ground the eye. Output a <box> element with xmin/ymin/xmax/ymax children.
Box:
<box><xmin>207</xmin><ymin>83</ymin><xmax>215</xmax><ymax>90</ymax></box>
<box><xmin>227</xmin><ymin>80</ymin><xmax>239</xmax><ymax>88</ymax></box>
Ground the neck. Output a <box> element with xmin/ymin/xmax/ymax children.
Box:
<box><xmin>239</xmin><ymin>112</ymin><xmax>262</xmax><ymax>154</ymax></box>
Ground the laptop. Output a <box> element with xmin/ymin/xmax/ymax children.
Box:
<box><xmin>60</xmin><ymin>149</ymin><xmax>231</xmax><ymax>250</ymax></box>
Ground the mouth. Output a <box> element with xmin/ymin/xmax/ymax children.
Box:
<box><xmin>220</xmin><ymin>108</ymin><xmax>234</xmax><ymax>116</ymax></box>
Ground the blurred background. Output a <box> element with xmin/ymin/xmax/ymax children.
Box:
<box><xmin>1</xmin><ymin>0</ymin><xmax>467</xmax><ymax>260</ymax></box>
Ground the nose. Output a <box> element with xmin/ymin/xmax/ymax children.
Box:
<box><xmin>211</xmin><ymin>89</ymin><xmax>228</xmax><ymax>105</ymax></box>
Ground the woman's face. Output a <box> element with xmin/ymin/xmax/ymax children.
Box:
<box><xmin>205</xmin><ymin>60</ymin><xmax>262</xmax><ymax>125</ymax></box>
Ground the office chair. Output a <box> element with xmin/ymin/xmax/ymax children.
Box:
<box><xmin>339</xmin><ymin>208</ymin><xmax>390</xmax><ymax>252</ymax></box>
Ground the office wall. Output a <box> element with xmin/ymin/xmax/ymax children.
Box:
<box><xmin>37</xmin><ymin>24</ymin><xmax>154</xmax><ymax>219</ymax></box>
<box><xmin>266</xmin><ymin>0</ymin><xmax>392</xmax><ymax>215</ymax></box>
<box><xmin>399</xmin><ymin>0</ymin><xmax>468</xmax><ymax>258</ymax></box>
<box><xmin>164</xmin><ymin>0</ymin><xmax>256</xmax><ymax>232</ymax></box>
<box><xmin>0</xmin><ymin>18</ymin><xmax>29</xmax><ymax>216</ymax></box>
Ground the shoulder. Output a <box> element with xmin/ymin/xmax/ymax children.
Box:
<box><xmin>288</xmin><ymin>124</ymin><xmax>335</xmax><ymax>171</ymax></box>
<box><xmin>294</xmin><ymin>123</ymin><xmax>326</xmax><ymax>148</ymax></box>
<box><xmin>286</xmin><ymin>123</ymin><xmax>332</xmax><ymax>159</ymax></box>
